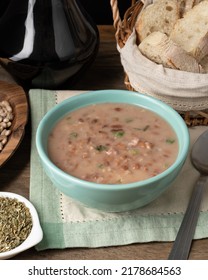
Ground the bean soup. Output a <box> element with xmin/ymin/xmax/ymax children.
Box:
<box><xmin>48</xmin><ymin>103</ymin><xmax>178</xmax><ymax>184</ymax></box>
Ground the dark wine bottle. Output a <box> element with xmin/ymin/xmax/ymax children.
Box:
<box><xmin>0</xmin><ymin>0</ymin><xmax>99</xmax><ymax>89</ymax></box>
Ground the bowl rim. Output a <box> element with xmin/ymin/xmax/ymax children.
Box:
<box><xmin>0</xmin><ymin>192</ymin><xmax>43</xmax><ymax>259</ymax></box>
<box><xmin>36</xmin><ymin>89</ymin><xmax>190</xmax><ymax>191</ymax></box>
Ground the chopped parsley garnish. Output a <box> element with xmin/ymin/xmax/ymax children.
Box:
<box><xmin>95</xmin><ymin>145</ymin><xmax>108</xmax><ymax>152</ymax></box>
<box><xmin>112</xmin><ymin>131</ymin><xmax>125</xmax><ymax>138</ymax></box>
<box><xmin>125</xmin><ymin>118</ymin><xmax>133</xmax><ymax>123</ymax></box>
<box><xmin>134</xmin><ymin>125</ymin><xmax>150</xmax><ymax>131</ymax></box>
<box><xmin>166</xmin><ymin>138</ymin><xmax>175</xmax><ymax>144</ymax></box>
<box><xmin>70</xmin><ymin>132</ymin><xmax>78</xmax><ymax>138</ymax></box>
<box><xmin>129</xmin><ymin>149</ymin><xmax>140</xmax><ymax>155</ymax></box>
<box><xmin>143</xmin><ymin>125</ymin><xmax>150</xmax><ymax>131</ymax></box>
<box><xmin>97</xmin><ymin>163</ymin><xmax>105</xmax><ymax>169</ymax></box>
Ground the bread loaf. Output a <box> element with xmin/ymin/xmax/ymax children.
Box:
<box><xmin>138</xmin><ymin>31</ymin><xmax>205</xmax><ymax>73</ymax></box>
<box><xmin>135</xmin><ymin>0</ymin><xmax>180</xmax><ymax>42</ymax></box>
<box><xmin>170</xmin><ymin>0</ymin><xmax>208</xmax><ymax>61</ymax></box>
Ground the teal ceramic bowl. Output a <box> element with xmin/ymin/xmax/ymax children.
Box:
<box><xmin>36</xmin><ymin>90</ymin><xmax>189</xmax><ymax>212</ymax></box>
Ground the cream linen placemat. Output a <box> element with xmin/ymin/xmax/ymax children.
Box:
<box><xmin>29</xmin><ymin>89</ymin><xmax>208</xmax><ymax>251</ymax></box>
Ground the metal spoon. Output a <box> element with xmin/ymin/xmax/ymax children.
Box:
<box><xmin>168</xmin><ymin>129</ymin><xmax>208</xmax><ymax>260</ymax></box>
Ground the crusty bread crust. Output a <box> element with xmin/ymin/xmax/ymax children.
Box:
<box><xmin>138</xmin><ymin>31</ymin><xmax>204</xmax><ymax>73</ymax></box>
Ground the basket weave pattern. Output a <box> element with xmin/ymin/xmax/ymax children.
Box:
<box><xmin>110</xmin><ymin>0</ymin><xmax>208</xmax><ymax>126</ymax></box>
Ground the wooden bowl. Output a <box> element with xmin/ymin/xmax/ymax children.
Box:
<box><xmin>0</xmin><ymin>81</ymin><xmax>28</xmax><ymax>167</ymax></box>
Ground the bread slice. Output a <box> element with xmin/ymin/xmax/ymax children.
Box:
<box><xmin>135</xmin><ymin>0</ymin><xmax>180</xmax><ymax>42</ymax></box>
<box><xmin>138</xmin><ymin>31</ymin><xmax>204</xmax><ymax>73</ymax></box>
<box><xmin>170</xmin><ymin>0</ymin><xmax>208</xmax><ymax>61</ymax></box>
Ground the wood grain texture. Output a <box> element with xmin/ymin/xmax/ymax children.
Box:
<box><xmin>0</xmin><ymin>26</ymin><xmax>208</xmax><ymax>260</ymax></box>
<box><xmin>0</xmin><ymin>81</ymin><xmax>28</xmax><ymax>167</ymax></box>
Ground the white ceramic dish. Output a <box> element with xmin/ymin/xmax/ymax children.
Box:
<box><xmin>0</xmin><ymin>192</ymin><xmax>43</xmax><ymax>260</ymax></box>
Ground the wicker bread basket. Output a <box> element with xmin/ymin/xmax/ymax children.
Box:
<box><xmin>110</xmin><ymin>0</ymin><xmax>208</xmax><ymax>126</ymax></box>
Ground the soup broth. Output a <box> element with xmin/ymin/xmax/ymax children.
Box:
<box><xmin>48</xmin><ymin>103</ymin><xmax>178</xmax><ymax>184</ymax></box>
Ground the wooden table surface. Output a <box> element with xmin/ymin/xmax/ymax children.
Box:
<box><xmin>0</xmin><ymin>26</ymin><xmax>208</xmax><ymax>260</ymax></box>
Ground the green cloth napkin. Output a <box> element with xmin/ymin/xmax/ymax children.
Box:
<box><xmin>29</xmin><ymin>89</ymin><xmax>208</xmax><ymax>251</ymax></box>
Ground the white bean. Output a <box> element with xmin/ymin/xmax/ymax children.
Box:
<box><xmin>0</xmin><ymin>100</ymin><xmax>13</xmax><ymax>152</ymax></box>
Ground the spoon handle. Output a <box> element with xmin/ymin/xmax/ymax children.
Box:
<box><xmin>168</xmin><ymin>175</ymin><xmax>207</xmax><ymax>260</ymax></box>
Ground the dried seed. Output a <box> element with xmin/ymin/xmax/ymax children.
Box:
<box><xmin>1</xmin><ymin>129</ymin><xmax>7</xmax><ymax>136</ymax></box>
<box><xmin>0</xmin><ymin>122</ymin><xmax>6</xmax><ymax>129</ymax></box>
<box><xmin>1</xmin><ymin>100</ymin><xmax>12</xmax><ymax>112</ymax></box>
<box><xmin>1</xmin><ymin>137</ymin><xmax>7</xmax><ymax>145</ymax></box>
<box><xmin>7</xmin><ymin>112</ymin><xmax>14</xmax><ymax>121</ymax></box>
<box><xmin>0</xmin><ymin>100</ymin><xmax>13</xmax><ymax>153</ymax></box>
<box><xmin>3</xmin><ymin>118</ymin><xmax>9</xmax><ymax>123</ymax></box>
<box><xmin>6</xmin><ymin>122</ymin><xmax>12</xmax><ymax>128</ymax></box>
<box><xmin>5</xmin><ymin>130</ymin><xmax>11</xmax><ymax>136</ymax></box>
